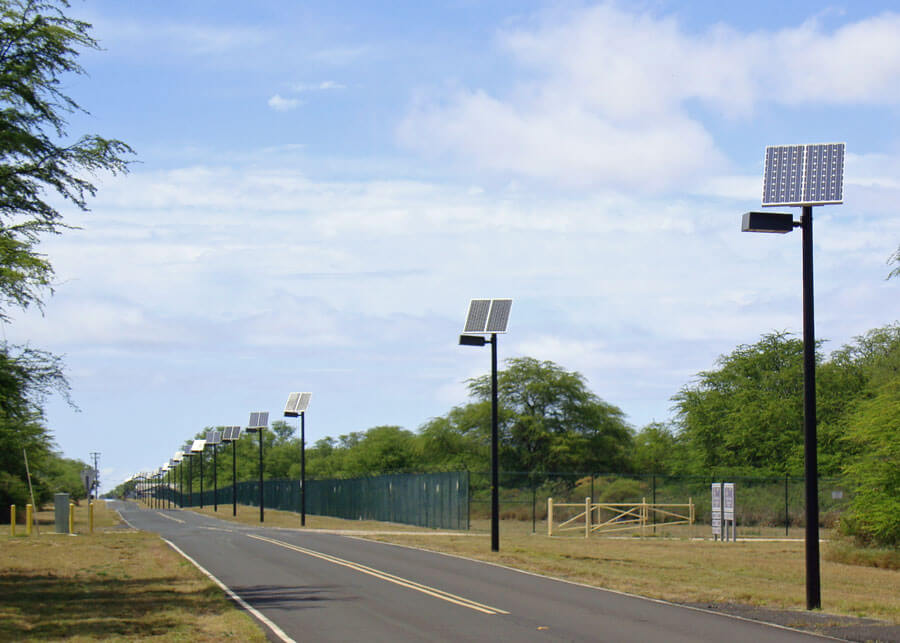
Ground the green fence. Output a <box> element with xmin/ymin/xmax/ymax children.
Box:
<box><xmin>166</xmin><ymin>471</ymin><xmax>469</xmax><ymax>530</ymax></box>
<box><xmin>467</xmin><ymin>471</ymin><xmax>851</xmax><ymax>536</ymax></box>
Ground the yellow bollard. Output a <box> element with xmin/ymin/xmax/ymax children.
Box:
<box><xmin>26</xmin><ymin>504</ymin><xmax>32</xmax><ymax>536</ymax></box>
<box><xmin>547</xmin><ymin>497</ymin><xmax>553</xmax><ymax>537</ymax></box>
<box><xmin>89</xmin><ymin>502</ymin><xmax>94</xmax><ymax>534</ymax></box>
<box><xmin>9</xmin><ymin>505</ymin><xmax>15</xmax><ymax>536</ymax></box>
<box><xmin>69</xmin><ymin>502</ymin><xmax>75</xmax><ymax>534</ymax></box>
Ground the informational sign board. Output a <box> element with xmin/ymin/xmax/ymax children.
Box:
<box><xmin>711</xmin><ymin>483</ymin><xmax>722</xmax><ymax>537</ymax></box>
<box><xmin>723</xmin><ymin>483</ymin><xmax>735</xmax><ymax>521</ymax></box>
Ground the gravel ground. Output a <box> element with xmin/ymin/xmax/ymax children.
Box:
<box><xmin>685</xmin><ymin>602</ymin><xmax>900</xmax><ymax>642</ymax></box>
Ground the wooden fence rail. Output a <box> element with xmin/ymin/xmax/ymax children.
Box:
<box><xmin>547</xmin><ymin>497</ymin><xmax>694</xmax><ymax>538</ymax></box>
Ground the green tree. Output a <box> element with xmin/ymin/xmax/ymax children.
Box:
<box><xmin>464</xmin><ymin>357</ymin><xmax>632</xmax><ymax>473</ymax></box>
<box><xmin>0</xmin><ymin>0</ymin><xmax>132</xmax><ymax>319</ymax></box>
<box><xmin>840</xmin><ymin>377</ymin><xmax>900</xmax><ymax>546</ymax></box>
<box><xmin>889</xmin><ymin>245</ymin><xmax>900</xmax><ymax>280</ymax></box>
<box><xmin>343</xmin><ymin>425</ymin><xmax>418</xmax><ymax>475</ymax></box>
<box><xmin>632</xmin><ymin>422</ymin><xmax>683</xmax><ymax>474</ymax></box>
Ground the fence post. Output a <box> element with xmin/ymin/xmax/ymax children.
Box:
<box><xmin>532</xmin><ymin>485</ymin><xmax>536</xmax><ymax>534</ymax></box>
<box><xmin>785</xmin><ymin>474</ymin><xmax>789</xmax><ymax>538</ymax></box>
<box><xmin>89</xmin><ymin>502</ymin><xmax>94</xmax><ymax>534</ymax></box>
<box><xmin>9</xmin><ymin>505</ymin><xmax>14</xmax><ymax>536</ymax></box>
<box><xmin>26</xmin><ymin>504</ymin><xmax>32</xmax><ymax>536</ymax></box>
<box><xmin>585</xmin><ymin>497</ymin><xmax>591</xmax><ymax>539</ymax></box>
<box><xmin>547</xmin><ymin>497</ymin><xmax>553</xmax><ymax>536</ymax></box>
<box><xmin>641</xmin><ymin>497</ymin><xmax>646</xmax><ymax>539</ymax></box>
<box><xmin>689</xmin><ymin>497</ymin><xmax>694</xmax><ymax>540</ymax></box>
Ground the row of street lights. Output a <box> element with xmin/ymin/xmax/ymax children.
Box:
<box><xmin>138</xmin><ymin>393</ymin><xmax>312</xmax><ymax>525</ymax></box>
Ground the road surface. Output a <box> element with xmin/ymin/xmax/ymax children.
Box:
<box><xmin>111</xmin><ymin>501</ymin><xmax>833</xmax><ymax>642</ymax></box>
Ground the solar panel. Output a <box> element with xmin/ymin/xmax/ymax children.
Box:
<box><xmin>284</xmin><ymin>392</ymin><xmax>312</xmax><ymax>417</ymax></box>
<box><xmin>464</xmin><ymin>300</ymin><xmax>491</xmax><ymax>333</ymax></box>
<box><xmin>762</xmin><ymin>143</ymin><xmax>844</xmax><ymax>206</ymax></box>
<box><xmin>247</xmin><ymin>412</ymin><xmax>268</xmax><ymax>432</ymax></box>
<box><xmin>222</xmin><ymin>426</ymin><xmax>242</xmax><ymax>441</ymax></box>
<box><xmin>173</xmin><ymin>451</ymin><xmax>184</xmax><ymax>462</ymax></box>
<box><xmin>206</xmin><ymin>429</ymin><xmax>222</xmax><ymax>445</ymax></box>
<box><xmin>486</xmin><ymin>299</ymin><xmax>512</xmax><ymax>333</ymax></box>
<box><xmin>190</xmin><ymin>439</ymin><xmax>206</xmax><ymax>453</ymax></box>
<box><xmin>463</xmin><ymin>298</ymin><xmax>512</xmax><ymax>334</ymax></box>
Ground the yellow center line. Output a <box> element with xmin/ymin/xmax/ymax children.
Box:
<box><xmin>156</xmin><ymin>512</ymin><xmax>185</xmax><ymax>524</ymax></box>
<box><xmin>247</xmin><ymin>534</ymin><xmax>508</xmax><ymax>616</ymax></box>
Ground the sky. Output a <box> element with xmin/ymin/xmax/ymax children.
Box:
<box><xmin>6</xmin><ymin>0</ymin><xmax>900</xmax><ymax>492</ymax></box>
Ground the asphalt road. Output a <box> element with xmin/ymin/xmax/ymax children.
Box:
<box><xmin>111</xmin><ymin>501</ymin><xmax>834</xmax><ymax>643</ymax></box>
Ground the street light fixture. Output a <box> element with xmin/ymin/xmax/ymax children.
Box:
<box><xmin>743</xmin><ymin>142</ymin><xmax>844</xmax><ymax>611</ymax></box>
<box><xmin>206</xmin><ymin>429</ymin><xmax>222</xmax><ymax>512</ymax></box>
<box><xmin>459</xmin><ymin>298</ymin><xmax>512</xmax><ymax>553</ymax></box>
<box><xmin>246</xmin><ymin>412</ymin><xmax>269</xmax><ymax>523</ymax></box>
<box><xmin>221</xmin><ymin>426</ymin><xmax>242</xmax><ymax>516</ymax></box>
<box><xmin>284</xmin><ymin>393</ymin><xmax>312</xmax><ymax>526</ymax></box>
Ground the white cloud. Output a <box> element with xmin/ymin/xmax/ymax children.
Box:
<box><xmin>268</xmin><ymin>93</ymin><xmax>302</xmax><ymax>111</ymax></box>
<box><xmin>398</xmin><ymin>5</ymin><xmax>900</xmax><ymax>190</ymax></box>
<box><xmin>292</xmin><ymin>80</ymin><xmax>346</xmax><ymax>92</ymax></box>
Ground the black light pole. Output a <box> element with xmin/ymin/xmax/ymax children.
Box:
<box><xmin>179</xmin><ymin>459</ymin><xmax>183</xmax><ymax>508</ymax></box>
<box><xmin>188</xmin><ymin>455</ymin><xmax>193</xmax><ymax>508</ymax></box>
<box><xmin>213</xmin><ymin>441</ymin><xmax>218</xmax><ymax>512</ymax></box>
<box><xmin>284</xmin><ymin>394</ymin><xmax>312</xmax><ymax>527</ymax></box>
<box><xmin>233</xmin><ymin>437</ymin><xmax>238</xmax><ymax>516</ymax></box>
<box><xmin>460</xmin><ymin>332</ymin><xmax>500</xmax><ymax>552</ymax></box>
<box><xmin>743</xmin><ymin>208</ymin><xmax>821</xmax><ymax>609</ymax></box>
<box><xmin>258</xmin><ymin>427</ymin><xmax>264</xmax><ymax>523</ymax></box>
<box><xmin>199</xmin><ymin>449</ymin><xmax>204</xmax><ymax>509</ymax></box>
<box><xmin>246</xmin><ymin>413</ymin><xmax>269</xmax><ymax>523</ymax></box>
<box><xmin>801</xmin><ymin>205</ymin><xmax>821</xmax><ymax>609</ymax></box>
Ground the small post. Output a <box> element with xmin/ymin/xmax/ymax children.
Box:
<box><xmin>547</xmin><ymin>497</ymin><xmax>553</xmax><ymax>536</ymax></box>
<box><xmin>68</xmin><ymin>502</ymin><xmax>75</xmax><ymax>534</ymax></box>
<box><xmin>89</xmin><ymin>502</ymin><xmax>94</xmax><ymax>534</ymax></box>
<box><xmin>26</xmin><ymin>504</ymin><xmax>32</xmax><ymax>536</ymax></box>
<box><xmin>9</xmin><ymin>505</ymin><xmax>14</xmax><ymax>536</ymax></box>
<box><xmin>585</xmin><ymin>497</ymin><xmax>591</xmax><ymax>539</ymax></box>
<box><xmin>641</xmin><ymin>497</ymin><xmax>646</xmax><ymax>539</ymax></box>
<box><xmin>531</xmin><ymin>484</ymin><xmax>536</xmax><ymax>534</ymax></box>
<box><xmin>689</xmin><ymin>497</ymin><xmax>694</xmax><ymax>540</ymax></box>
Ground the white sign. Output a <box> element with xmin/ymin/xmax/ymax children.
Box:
<box><xmin>711</xmin><ymin>484</ymin><xmax>722</xmax><ymax>536</ymax></box>
<box><xmin>723</xmin><ymin>483</ymin><xmax>735</xmax><ymax>521</ymax></box>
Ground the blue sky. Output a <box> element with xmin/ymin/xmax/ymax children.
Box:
<box><xmin>8</xmin><ymin>1</ymin><xmax>899</xmax><ymax>491</ymax></box>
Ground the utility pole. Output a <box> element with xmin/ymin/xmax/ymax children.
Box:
<box><xmin>89</xmin><ymin>452</ymin><xmax>101</xmax><ymax>499</ymax></box>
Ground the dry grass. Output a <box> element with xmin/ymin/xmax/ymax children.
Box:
<box><xmin>0</xmin><ymin>501</ymin><xmax>266</xmax><ymax>642</ymax></box>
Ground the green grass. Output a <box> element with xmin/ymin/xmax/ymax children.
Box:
<box><xmin>0</xmin><ymin>501</ymin><xmax>266</xmax><ymax>642</ymax></box>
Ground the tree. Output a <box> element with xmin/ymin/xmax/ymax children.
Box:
<box><xmin>889</xmin><ymin>245</ymin><xmax>900</xmax><ymax>280</ymax></box>
<box><xmin>0</xmin><ymin>0</ymin><xmax>132</xmax><ymax>319</ymax></box>
<box><xmin>632</xmin><ymin>422</ymin><xmax>683</xmax><ymax>474</ymax></box>
<box><xmin>465</xmin><ymin>357</ymin><xmax>633</xmax><ymax>474</ymax></box>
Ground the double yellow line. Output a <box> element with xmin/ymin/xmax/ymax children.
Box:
<box><xmin>247</xmin><ymin>534</ymin><xmax>508</xmax><ymax>616</ymax></box>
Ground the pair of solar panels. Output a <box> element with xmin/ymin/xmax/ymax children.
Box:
<box><xmin>221</xmin><ymin>426</ymin><xmax>242</xmax><ymax>441</ymax></box>
<box><xmin>464</xmin><ymin>299</ymin><xmax>512</xmax><ymax>334</ymax></box>
<box><xmin>762</xmin><ymin>143</ymin><xmax>845</xmax><ymax>207</ymax></box>
<box><xmin>284</xmin><ymin>392</ymin><xmax>312</xmax><ymax>417</ymax></box>
<box><xmin>247</xmin><ymin>411</ymin><xmax>268</xmax><ymax>432</ymax></box>
<box><xmin>190</xmin><ymin>439</ymin><xmax>206</xmax><ymax>453</ymax></box>
<box><xmin>206</xmin><ymin>429</ymin><xmax>222</xmax><ymax>445</ymax></box>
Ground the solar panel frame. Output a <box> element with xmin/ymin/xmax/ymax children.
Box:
<box><xmin>284</xmin><ymin>392</ymin><xmax>312</xmax><ymax>417</ymax></box>
<box><xmin>463</xmin><ymin>298</ymin><xmax>512</xmax><ymax>334</ymax></box>
<box><xmin>762</xmin><ymin>143</ymin><xmax>845</xmax><ymax>207</ymax></box>
<box><xmin>206</xmin><ymin>429</ymin><xmax>222</xmax><ymax>445</ymax></box>
<box><xmin>190</xmin><ymin>439</ymin><xmax>206</xmax><ymax>453</ymax></box>
<box><xmin>222</xmin><ymin>426</ymin><xmax>242</xmax><ymax>441</ymax></box>
<box><xmin>464</xmin><ymin>299</ymin><xmax>491</xmax><ymax>333</ymax></box>
<box><xmin>486</xmin><ymin>299</ymin><xmax>512</xmax><ymax>333</ymax></box>
<box><xmin>247</xmin><ymin>412</ymin><xmax>268</xmax><ymax>432</ymax></box>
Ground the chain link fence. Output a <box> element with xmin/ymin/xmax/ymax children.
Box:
<box><xmin>166</xmin><ymin>471</ymin><xmax>469</xmax><ymax>530</ymax></box>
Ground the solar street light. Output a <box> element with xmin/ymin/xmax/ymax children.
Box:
<box><xmin>284</xmin><ymin>393</ymin><xmax>312</xmax><ymax>526</ymax></box>
<box><xmin>191</xmin><ymin>440</ymin><xmax>207</xmax><ymax>509</ymax></box>
<box><xmin>246</xmin><ymin>412</ymin><xmax>269</xmax><ymax>523</ymax></box>
<box><xmin>182</xmin><ymin>450</ymin><xmax>195</xmax><ymax>508</ymax></box>
<box><xmin>173</xmin><ymin>451</ymin><xmax>185</xmax><ymax>508</ymax></box>
<box><xmin>459</xmin><ymin>298</ymin><xmax>511</xmax><ymax>553</ymax></box>
<box><xmin>206</xmin><ymin>430</ymin><xmax>222</xmax><ymax>512</ymax></box>
<box><xmin>221</xmin><ymin>426</ymin><xmax>242</xmax><ymax>516</ymax></box>
<box><xmin>743</xmin><ymin>142</ymin><xmax>844</xmax><ymax>611</ymax></box>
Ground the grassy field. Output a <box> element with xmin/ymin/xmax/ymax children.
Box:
<box><xmin>174</xmin><ymin>503</ymin><xmax>900</xmax><ymax>623</ymax></box>
<box><xmin>0</xmin><ymin>501</ymin><xmax>266</xmax><ymax>642</ymax></box>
